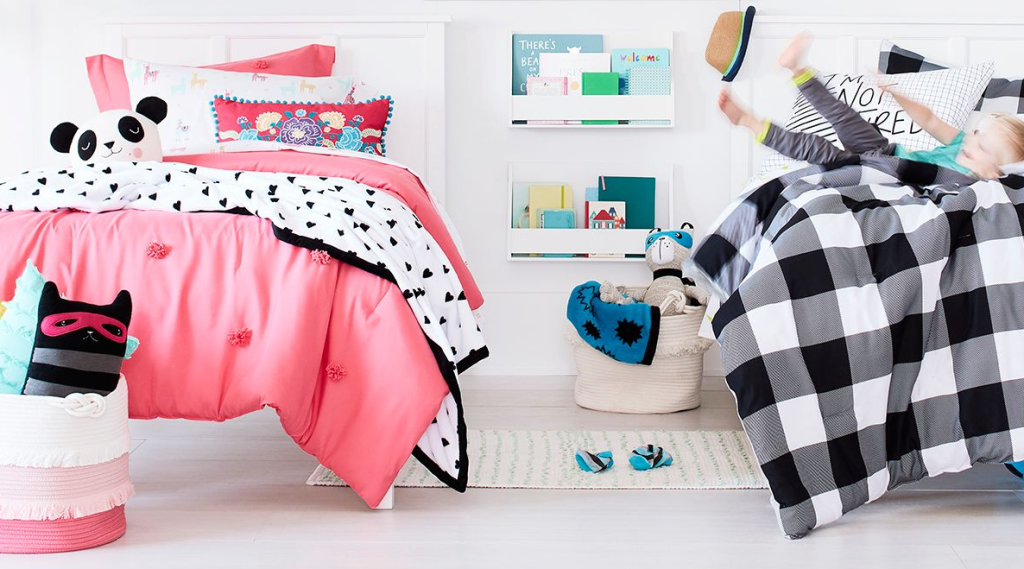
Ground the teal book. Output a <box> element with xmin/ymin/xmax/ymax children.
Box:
<box><xmin>596</xmin><ymin>176</ymin><xmax>655</xmax><ymax>229</ymax></box>
<box><xmin>512</xmin><ymin>34</ymin><xmax>603</xmax><ymax>95</ymax></box>
<box><xmin>611</xmin><ymin>48</ymin><xmax>670</xmax><ymax>95</ymax></box>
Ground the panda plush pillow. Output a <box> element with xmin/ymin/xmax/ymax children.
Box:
<box><xmin>49</xmin><ymin>96</ymin><xmax>167</xmax><ymax>165</ymax></box>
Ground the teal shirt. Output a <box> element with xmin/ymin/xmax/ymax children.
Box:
<box><xmin>894</xmin><ymin>131</ymin><xmax>973</xmax><ymax>176</ymax></box>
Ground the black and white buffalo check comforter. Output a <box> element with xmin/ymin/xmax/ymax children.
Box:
<box><xmin>686</xmin><ymin>157</ymin><xmax>1024</xmax><ymax>538</ymax></box>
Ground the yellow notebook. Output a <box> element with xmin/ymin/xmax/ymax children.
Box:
<box><xmin>528</xmin><ymin>184</ymin><xmax>572</xmax><ymax>228</ymax></box>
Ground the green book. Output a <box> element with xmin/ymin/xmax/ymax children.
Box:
<box><xmin>597</xmin><ymin>176</ymin><xmax>655</xmax><ymax>229</ymax></box>
<box><xmin>582</xmin><ymin>72</ymin><xmax>619</xmax><ymax>125</ymax></box>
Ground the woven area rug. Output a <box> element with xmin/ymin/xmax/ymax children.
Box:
<box><xmin>307</xmin><ymin>429</ymin><xmax>767</xmax><ymax>489</ymax></box>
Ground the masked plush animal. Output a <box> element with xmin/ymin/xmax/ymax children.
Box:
<box><xmin>600</xmin><ymin>224</ymin><xmax>708</xmax><ymax>315</ymax></box>
<box><xmin>49</xmin><ymin>97</ymin><xmax>167</xmax><ymax>165</ymax></box>
<box><xmin>22</xmin><ymin>282</ymin><xmax>133</xmax><ymax>397</ymax></box>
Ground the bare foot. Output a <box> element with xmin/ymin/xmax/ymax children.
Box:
<box><xmin>717</xmin><ymin>89</ymin><xmax>761</xmax><ymax>132</ymax></box>
<box><xmin>777</xmin><ymin>32</ymin><xmax>813</xmax><ymax>74</ymax></box>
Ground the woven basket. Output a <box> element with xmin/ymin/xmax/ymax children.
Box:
<box><xmin>0</xmin><ymin>377</ymin><xmax>131</xmax><ymax>554</ymax></box>
<box><xmin>566</xmin><ymin>300</ymin><xmax>713</xmax><ymax>414</ymax></box>
<box><xmin>0</xmin><ymin>505</ymin><xmax>126</xmax><ymax>554</ymax></box>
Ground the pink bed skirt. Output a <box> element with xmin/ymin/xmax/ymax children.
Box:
<box><xmin>0</xmin><ymin>505</ymin><xmax>126</xmax><ymax>554</ymax></box>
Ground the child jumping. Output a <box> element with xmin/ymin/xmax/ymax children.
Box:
<box><xmin>719</xmin><ymin>33</ymin><xmax>1024</xmax><ymax>179</ymax></box>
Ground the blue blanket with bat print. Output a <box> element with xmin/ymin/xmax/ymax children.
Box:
<box><xmin>566</xmin><ymin>281</ymin><xmax>660</xmax><ymax>365</ymax></box>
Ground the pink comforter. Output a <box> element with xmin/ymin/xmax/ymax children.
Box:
<box><xmin>0</xmin><ymin>151</ymin><xmax>483</xmax><ymax>507</ymax></box>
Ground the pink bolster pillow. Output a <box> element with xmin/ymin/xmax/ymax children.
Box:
<box><xmin>86</xmin><ymin>44</ymin><xmax>337</xmax><ymax>112</ymax></box>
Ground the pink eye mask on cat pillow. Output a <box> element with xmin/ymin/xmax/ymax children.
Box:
<box><xmin>49</xmin><ymin>96</ymin><xmax>167</xmax><ymax>165</ymax></box>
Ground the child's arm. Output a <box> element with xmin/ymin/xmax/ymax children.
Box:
<box><xmin>881</xmin><ymin>84</ymin><xmax>960</xmax><ymax>145</ymax></box>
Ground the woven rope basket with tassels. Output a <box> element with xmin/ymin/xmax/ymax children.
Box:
<box><xmin>566</xmin><ymin>296</ymin><xmax>713</xmax><ymax>414</ymax></box>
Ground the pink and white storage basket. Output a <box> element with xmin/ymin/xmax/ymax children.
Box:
<box><xmin>0</xmin><ymin>376</ymin><xmax>132</xmax><ymax>554</ymax></box>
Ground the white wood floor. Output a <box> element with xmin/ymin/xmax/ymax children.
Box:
<box><xmin>5</xmin><ymin>376</ymin><xmax>1024</xmax><ymax>569</ymax></box>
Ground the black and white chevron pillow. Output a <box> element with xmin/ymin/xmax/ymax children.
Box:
<box><xmin>757</xmin><ymin>61</ymin><xmax>993</xmax><ymax>177</ymax></box>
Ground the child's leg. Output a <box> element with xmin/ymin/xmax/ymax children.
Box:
<box><xmin>795</xmin><ymin>73</ymin><xmax>890</xmax><ymax>154</ymax></box>
<box><xmin>778</xmin><ymin>33</ymin><xmax>889</xmax><ymax>154</ymax></box>
<box><xmin>761</xmin><ymin>122</ymin><xmax>854</xmax><ymax>165</ymax></box>
<box><xmin>718</xmin><ymin>89</ymin><xmax>853</xmax><ymax>165</ymax></box>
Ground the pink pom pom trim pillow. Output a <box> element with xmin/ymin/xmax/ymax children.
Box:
<box><xmin>86</xmin><ymin>44</ymin><xmax>336</xmax><ymax>112</ymax></box>
<box><xmin>211</xmin><ymin>95</ymin><xmax>393</xmax><ymax>156</ymax></box>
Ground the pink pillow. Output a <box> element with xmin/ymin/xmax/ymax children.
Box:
<box><xmin>86</xmin><ymin>44</ymin><xmax>336</xmax><ymax>112</ymax></box>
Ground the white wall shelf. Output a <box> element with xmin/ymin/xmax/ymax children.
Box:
<box><xmin>508</xmin><ymin>30</ymin><xmax>675</xmax><ymax>129</ymax></box>
<box><xmin>507</xmin><ymin>161</ymin><xmax>679</xmax><ymax>261</ymax></box>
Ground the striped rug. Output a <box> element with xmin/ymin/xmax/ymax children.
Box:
<box><xmin>307</xmin><ymin>429</ymin><xmax>767</xmax><ymax>490</ymax></box>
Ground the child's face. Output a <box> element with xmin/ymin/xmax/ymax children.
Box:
<box><xmin>957</xmin><ymin>122</ymin><xmax>1014</xmax><ymax>178</ymax></box>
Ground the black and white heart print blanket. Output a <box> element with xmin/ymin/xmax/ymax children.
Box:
<box><xmin>0</xmin><ymin>160</ymin><xmax>488</xmax><ymax>491</ymax></box>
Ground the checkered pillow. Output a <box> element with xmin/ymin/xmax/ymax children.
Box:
<box><xmin>757</xmin><ymin>62</ymin><xmax>994</xmax><ymax>177</ymax></box>
<box><xmin>879</xmin><ymin>40</ymin><xmax>1024</xmax><ymax>118</ymax></box>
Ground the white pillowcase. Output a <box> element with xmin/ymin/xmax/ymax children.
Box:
<box><xmin>123</xmin><ymin>58</ymin><xmax>379</xmax><ymax>156</ymax></box>
<box><xmin>757</xmin><ymin>62</ymin><xmax>994</xmax><ymax>176</ymax></box>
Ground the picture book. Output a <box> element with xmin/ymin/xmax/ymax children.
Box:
<box><xmin>581</xmin><ymin>72</ymin><xmax>619</xmax><ymax>125</ymax></box>
<box><xmin>627</xmin><ymin>67</ymin><xmax>671</xmax><ymax>96</ymax></box>
<box><xmin>526</xmin><ymin>76</ymin><xmax>569</xmax><ymax>125</ymax></box>
<box><xmin>596</xmin><ymin>176</ymin><xmax>655</xmax><ymax>229</ymax></box>
<box><xmin>511</xmin><ymin>183</ymin><xmax>532</xmax><ymax>228</ymax></box>
<box><xmin>539</xmin><ymin>208</ymin><xmax>577</xmax><ymax>229</ymax></box>
<box><xmin>512</xmin><ymin>34</ymin><xmax>603</xmax><ymax>95</ymax></box>
<box><xmin>627</xmin><ymin>67</ymin><xmax>671</xmax><ymax>124</ymax></box>
<box><xmin>539</xmin><ymin>51</ymin><xmax>611</xmax><ymax>96</ymax></box>
<box><xmin>588</xmin><ymin>201</ymin><xmax>626</xmax><ymax>230</ymax></box>
<box><xmin>528</xmin><ymin>184</ymin><xmax>572</xmax><ymax>229</ymax></box>
<box><xmin>611</xmin><ymin>48</ymin><xmax>670</xmax><ymax>95</ymax></box>
<box><xmin>584</xmin><ymin>187</ymin><xmax>599</xmax><ymax>222</ymax></box>
<box><xmin>527</xmin><ymin>76</ymin><xmax>568</xmax><ymax>96</ymax></box>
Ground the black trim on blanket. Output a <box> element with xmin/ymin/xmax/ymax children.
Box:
<box><xmin>456</xmin><ymin>346</ymin><xmax>490</xmax><ymax>374</ymax></box>
<box><xmin>272</xmin><ymin>223</ymin><xmax>481</xmax><ymax>493</ymax></box>
<box><xmin>640</xmin><ymin>307</ymin><xmax>661</xmax><ymax>366</ymax></box>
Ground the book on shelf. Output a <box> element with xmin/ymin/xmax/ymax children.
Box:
<box><xmin>511</xmin><ymin>183</ymin><xmax>532</xmax><ymax>228</ymax></box>
<box><xmin>596</xmin><ymin>176</ymin><xmax>655</xmax><ymax>229</ymax></box>
<box><xmin>512</xmin><ymin>34</ymin><xmax>603</xmax><ymax>96</ymax></box>
<box><xmin>538</xmin><ymin>208</ymin><xmax>576</xmax><ymax>228</ymax></box>
<box><xmin>611</xmin><ymin>48</ymin><xmax>670</xmax><ymax>95</ymax></box>
<box><xmin>584</xmin><ymin>187</ymin><xmax>599</xmax><ymax>224</ymax></box>
<box><xmin>627</xmin><ymin>67</ymin><xmax>671</xmax><ymax>125</ymax></box>
<box><xmin>587</xmin><ymin>201</ymin><xmax>626</xmax><ymax>229</ymax></box>
<box><xmin>581</xmin><ymin>72</ymin><xmax>620</xmax><ymax>125</ymax></box>
<box><xmin>528</xmin><ymin>184</ymin><xmax>572</xmax><ymax>229</ymax></box>
<box><xmin>539</xmin><ymin>51</ymin><xmax>611</xmax><ymax>96</ymax></box>
<box><xmin>526</xmin><ymin>76</ymin><xmax>568</xmax><ymax>126</ymax></box>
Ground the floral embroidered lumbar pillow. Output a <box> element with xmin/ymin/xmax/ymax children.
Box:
<box><xmin>211</xmin><ymin>96</ymin><xmax>393</xmax><ymax>156</ymax></box>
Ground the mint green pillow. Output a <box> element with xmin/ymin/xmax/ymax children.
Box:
<box><xmin>0</xmin><ymin>260</ymin><xmax>139</xmax><ymax>395</ymax></box>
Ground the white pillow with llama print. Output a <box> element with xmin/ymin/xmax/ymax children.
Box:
<box><xmin>123</xmin><ymin>58</ymin><xmax>379</xmax><ymax>156</ymax></box>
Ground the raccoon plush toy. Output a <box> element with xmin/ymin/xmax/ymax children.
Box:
<box><xmin>21</xmin><ymin>282</ymin><xmax>133</xmax><ymax>397</ymax></box>
<box><xmin>599</xmin><ymin>224</ymin><xmax>709</xmax><ymax>316</ymax></box>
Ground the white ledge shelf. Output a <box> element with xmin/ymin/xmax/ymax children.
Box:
<box><xmin>509</xmin><ymin>229</ymin><xmax>650</xmax><ymax>261</ymax></box>
<box><xmin>510</xmin><ymin>94</ymin><xmax>674</xmax><ymax>127</ymax></box>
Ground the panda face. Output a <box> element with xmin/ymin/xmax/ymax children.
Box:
<box><xmin>51</xmin><ymin>96</ymin><xmax>168</xmax><ymax>166</ymax></box>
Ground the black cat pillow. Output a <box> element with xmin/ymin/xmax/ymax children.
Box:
<box><xmin>22</xmin><ymin>282</ymin><xmax>133</xmax><ymax>397</ymax></box>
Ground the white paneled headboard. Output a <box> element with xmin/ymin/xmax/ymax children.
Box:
<box><xmin>101</xmin><ymin>16</ymin><xmax>449</xmax><ymax>201</ymax></box>
<box><xmin>729</xmin><ymin>17</ymin><xmax>1024</xmax><ymax>194</ymax></box>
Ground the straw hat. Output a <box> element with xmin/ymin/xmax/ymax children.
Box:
<box><xmin>705</xmin><ymin>6</ymin><xmax>756</xmax><ymax>82</ymax></box>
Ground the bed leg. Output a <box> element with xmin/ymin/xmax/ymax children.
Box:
<box><xmin>373</xmin><ymin>484</ymin><xmax>395</xmax><ymax>510</ymax></box>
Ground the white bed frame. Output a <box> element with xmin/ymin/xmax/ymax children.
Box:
<box><xmin>101</xmin><ymin>15</ymin><xmax>453</xmax><ymax>510</ymax></box>
<box><xmin>730</xmin><ymin>16</ymin><xmax>1024</xmax><ymax>195</ymax></box>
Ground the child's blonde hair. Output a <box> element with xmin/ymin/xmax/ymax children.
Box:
<box><xmin>988</xmin><ymin>113</ymin><xmax>1024</xmax><ymax>163</ymax></box>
